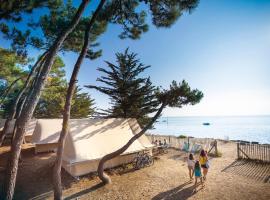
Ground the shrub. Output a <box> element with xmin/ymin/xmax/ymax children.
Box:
<box><xmin>177</xmin><ymin>135</ymin><xmax>187</xmax><ymax>139</ymax></box>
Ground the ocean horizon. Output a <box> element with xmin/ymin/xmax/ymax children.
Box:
<box><xmin>149</xmin><ymin>115</ymin><xmax>270</xmax><ymax>144</ymax></box>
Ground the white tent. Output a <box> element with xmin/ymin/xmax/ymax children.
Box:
<box><xmin>24</xmin><ymin>119</ymin><xmax>38</xmax><ymax>142</ymax></box>
<box><xmin>31</xmin><ymin>119</ymin><xmax>63</xmax><ymax>153</ymax></box>
<box><xmin>0</xmin><ymin>119</ymin><xmax>15</xmax><ymax>134</ymax></box>
<box><xmin>0</xmin><ymin>119</ymin><xmax>37</xmax><ymax>142</ymax></box>
<box><xmin>31</xmin><ymin>118</ymin><xmax>153</xmax><ymax>176</ymax></box>
<box><xmin>0</xmin><ymin>119</ymin><xmax>6</xmax><ymax>132</ymax></box>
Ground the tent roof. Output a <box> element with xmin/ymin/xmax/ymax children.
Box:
<box><xmin>32</xmin><ymin>118</ymin><xmax>153</xmax><ymax>163</ymax></box>
<box><xmin>0</xmin><ymin>119</ymin><xmax>36</xmax><ymax>135</ymax></box>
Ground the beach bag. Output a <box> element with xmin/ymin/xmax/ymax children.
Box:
<box><xmin>206</xmin><ymin>160</ymin><xmax>210</xmax><ymax>168</ymax></box>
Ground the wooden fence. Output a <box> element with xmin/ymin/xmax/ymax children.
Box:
<box><xmin>237</xmin><ymin>142</ymin><xmax>270</xmax><ymax>163</ymax></box>
<box><xmin>146</xmin><ymin>134</ymin><xmax>219</xmax><ymax>156</ymax></box>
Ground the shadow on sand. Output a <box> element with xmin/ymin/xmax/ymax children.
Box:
<box><xmin>64</xmin><ymin>182</ymin><xmax>105</xmax><ymax>200</ymax></box>
<box><xmin>151</xmin><ymin>181</ymin><xmax>201</xmax><ymax>200</ymax></box>
<box><xmin>222</xmin><ymin>159</ymin><xmax>270</xmax><ymax>183</ymax></box>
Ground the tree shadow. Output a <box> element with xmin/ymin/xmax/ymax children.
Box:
<box><xmin>32</xmin><ymin>118</ymin><xmax>127</xmax><ymax>144</ymax></box>
<box><xmin>168</xmin><ymin>151</ymin><xmax>187</xmax><ymax>162</ymax></box>
<box><xmin>70</xmin><ymin>118</ymin><xmax>126</xmax><ymax>142</ymax></box>
<box><xmin>222</xmin><ymin>159</ymin><xmax>270</xmax><ymax>183</ymax></box>
<box><xmin>152</xmin><ymin>181</ymin><xmax>200</xmax><ymax>200</ymax></box>
<box><xmin>64</xmin><ymin>182</ymin><xmax>105</xmax><ymax>200</ymax></box>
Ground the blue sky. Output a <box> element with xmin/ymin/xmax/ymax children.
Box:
<box><xmin>1</xmin><ymin>0</ymin><xmax>270</xmax><ymax>116</ymax></box>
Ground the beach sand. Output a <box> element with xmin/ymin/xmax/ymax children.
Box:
<box><xmin>0</xmin><ymin>141</ymin><xmax>269</xmax><ymax>200</ymax></box>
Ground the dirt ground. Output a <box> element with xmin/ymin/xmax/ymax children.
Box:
<box><xmin>0</xmin><ymin>141</ymin><xmax>270</xmax><ymax>200</ymax></box>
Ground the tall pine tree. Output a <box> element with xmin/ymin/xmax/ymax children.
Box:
<box><xmin>86</xmin><ymin>48</ymin><xmax>159</xmax><ymax>127</ymax></box>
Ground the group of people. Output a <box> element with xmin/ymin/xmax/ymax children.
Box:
<box><xmin>153</xmin><ymin>139</ymin><xmax>167</xmax><ymax>146</ymax></box>
<box><xmin>187</xmin><ymin>149</ymin><xmax>209</xmax><ymax>192</ymax></box>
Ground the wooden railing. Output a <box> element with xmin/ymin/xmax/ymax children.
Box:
<box><xmin>237</xmin><ymin>142</ymin><xmax>270</xmax><ymax>163</ymax></box>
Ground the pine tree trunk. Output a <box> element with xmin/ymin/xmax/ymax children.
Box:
<box><xmin>98</xmin><ymin>103</ymin><xmax>166</xmax><ymax>184</ymax></box>
<box><xmin>0</xmin><ymin>54</ymin><xmax>45</xmax><ymax>147</ymax></box>
<box><xmin>2</xmin><ymin>1</ymin><xmax>90</xmax><ymax>199</ymax></box>
<box><xmin>53</xmin><ymin>1</ymin><xmax>106</xmax><ymax>199</ymax></box>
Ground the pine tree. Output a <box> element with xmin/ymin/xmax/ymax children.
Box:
<box><xmin>0</xmin><ymin>0</ymin><xmax>60</xmax><ymax>22</ymax></box>
<box><xmin>86</xmin><ymin>48</ymin><xmax>159</xmax><ymax>127</ymax></box>
<box><xmin>70</xmin><ymin>87</ymin><xmax>95</xmax><ymax>119</ymax></box>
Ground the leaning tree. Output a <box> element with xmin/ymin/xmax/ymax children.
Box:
<box><xmin>1</xmin><ymin>1</ymin><xmax>105</xmax><ymax>198</ymax></box>
<box><xmin>2</xmin><ymin>1</ymin><xmax>91</xmax><ymax>199</ymax></box>
<box><xmin>97</xmin><ymin>80</ymin><xmax>203</xmax><ymax>184</ymax></box>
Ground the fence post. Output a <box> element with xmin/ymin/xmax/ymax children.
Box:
<box><xmin>214</xmin><ymin>140</ymin><xmax>218</xmax><ymax>156</ymax></box>
<box><xmin>237</xmin><ymin>142</ymin><xmax>239</xmax><ymax>159</ymax></box>
<box><xmin>188</xmin><ymin>137</ymin><xmax>190</xmax><ymax>150</ymax></box>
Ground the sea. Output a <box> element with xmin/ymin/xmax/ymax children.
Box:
<box><xmin>149</xmin><ymin>116</ymin><xmax>270</xmax><ymax>144</ymax></box>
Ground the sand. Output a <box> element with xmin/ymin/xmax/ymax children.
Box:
<box><xmin>0</xmin><ymin>141</ymin><xmax>269</xmax><ymax>200</ymax></box>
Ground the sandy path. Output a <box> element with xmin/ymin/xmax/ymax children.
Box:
<box><xmin>0</xmin><ymin>142</ymin><xmax>269</xmax><ymax>200</ymax></box>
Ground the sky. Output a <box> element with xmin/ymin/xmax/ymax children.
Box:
<box><xmin>1</xmin><ymin>0</ymin><xmax>270</xmax><ymax>116</ymax></box>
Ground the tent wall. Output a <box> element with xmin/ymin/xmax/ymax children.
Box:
<box><xmin>35</xmin><ymin>143</ymin><xmax>58</xmax><ymax>154</ymax></box>
<box><xmin>127</xmin><ymin>118</ymin><xmax>154</xmax><ymax>150</ymax></box>
<box><xmin>63</xmin><ymin>153</ymin><xmax>139</xmax><ymax>177</ymax></box>
<box><xmin>24</xmin><ymin>119</ymin><xmax>37</xmax><ymax>142</ymax></box>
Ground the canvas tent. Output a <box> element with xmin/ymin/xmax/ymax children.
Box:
<box><xmin>0</xmin><ymin>119</ymin><xmax>37</xmax><ymax>142</ymax></box>
<box><xmin>0</xmin><ymin>119</ymin><xmax>6</xmax><ymax>132</ymax></box>
<box><xmin>24</xmin><ymin>119</ymin><xmax>38</xmax><ymax>142</ymax></box>
<box><xmin>0</xmin><ymin>119</ymin><xmax>15</xmax><ymax>134</ymax></box>
<box><xmin>31</xmin><ymin>118</ymin><xmax>153</xmax><ymax>176</ymax></box>
<box><xmin>31</xmin><ymin>119</ymin><xmax>63</xmax><ymax>153</ymax></box>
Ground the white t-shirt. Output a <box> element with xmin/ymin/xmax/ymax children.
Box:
<box><xmin>187</xmin><ymin>159</ymin><xmax>195</xmax><ymax>167</ymax></box>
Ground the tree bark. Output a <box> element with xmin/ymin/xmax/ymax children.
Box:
<box><xmin>52</xmin><ymin>1</ymin><xmax>106</xmax><ymax>199</ymax></box>
<box><xmin>0</xmin><ymin>53</ymin><xmax>46</xmax><ymax>147</ymax></box>
<box><xmin>2</xmin><ymin>1</ymin><xmax>90</xmax><ymax>199</ymax></box>
<box><xmin>0</xmin><ymin>78</ymin><xmax>21</xmax><ymax>106</ymax></box>
<box><xmin>97</xmin><ymin>102</ymin><xmax>166</xmax><ymax>184</ymax></box>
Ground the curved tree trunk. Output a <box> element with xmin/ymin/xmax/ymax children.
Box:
<box><xmin>0</xmin><ymin>77</ymin><xmax>21</xmax><ymax>105</ymax></box>
<box><xmin>2</xmin><ymin>2</ymin><xmax>90</xmax><ymax>199</ymax></box>
<box><xmin>0</xmin><ymin>53</ymin><xmax>46</xmax><ymax>147</ymax></box>
<box><xmin>98</xmin><ymin>103</ymin><xmax>166</xmax><ymax>184</ymax></box>
<box><xmin>53</xmin><ymin>1</ymin><xmax>106</xmax><ymax>199</ymax></box>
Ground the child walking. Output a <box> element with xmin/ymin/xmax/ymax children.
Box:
<box><xmin>187</xmin><ymin>153</ymin><xmax>195</xmax><ymax>180</ymax></box>
<box><xmin>194</xmin><ymin>160</ymin><xmax>204</xmax><ymax>192</ymax></box>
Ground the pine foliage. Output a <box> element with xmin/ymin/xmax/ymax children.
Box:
<box><xmin>86</xmin><ymin>48</ymin><xmax>159</xmax><ymax>127</ymax></box>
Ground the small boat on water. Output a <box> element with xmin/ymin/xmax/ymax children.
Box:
<box><xmin>202</xmin><ymin>122</ymin><xmax>210</xmax><ymax>126</ymax></box>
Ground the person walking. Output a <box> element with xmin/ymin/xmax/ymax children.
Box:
<box><xmin>199</xmin><ymin>149</ymin><xmax>209</xmax><ymax>180</ymax></box>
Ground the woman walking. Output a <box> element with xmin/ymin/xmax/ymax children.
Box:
<box><xmin>199</xmin><ymin>149</ymin><xmax>209</xmax><ymax>180</ymax></box>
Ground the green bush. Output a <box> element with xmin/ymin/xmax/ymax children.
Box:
<box><xmin>177</xmin><ymin>135</ymin><xmax>187</xmax><ymax>139</ymax></box>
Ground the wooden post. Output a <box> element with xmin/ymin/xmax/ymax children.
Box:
<box><xmin>214</xmin><ymin>140</ymin><xmax>218</xmax><ymax>156</ymax></box>
<box><xmin>188</xmin><ymin>137</ymin><xmax>190</xmax><ymax>151</ymax></box>
<box><xmin>237</xmin><ymin>142</ymin><xmax>240</xmax><ymax>159</ymax></box>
